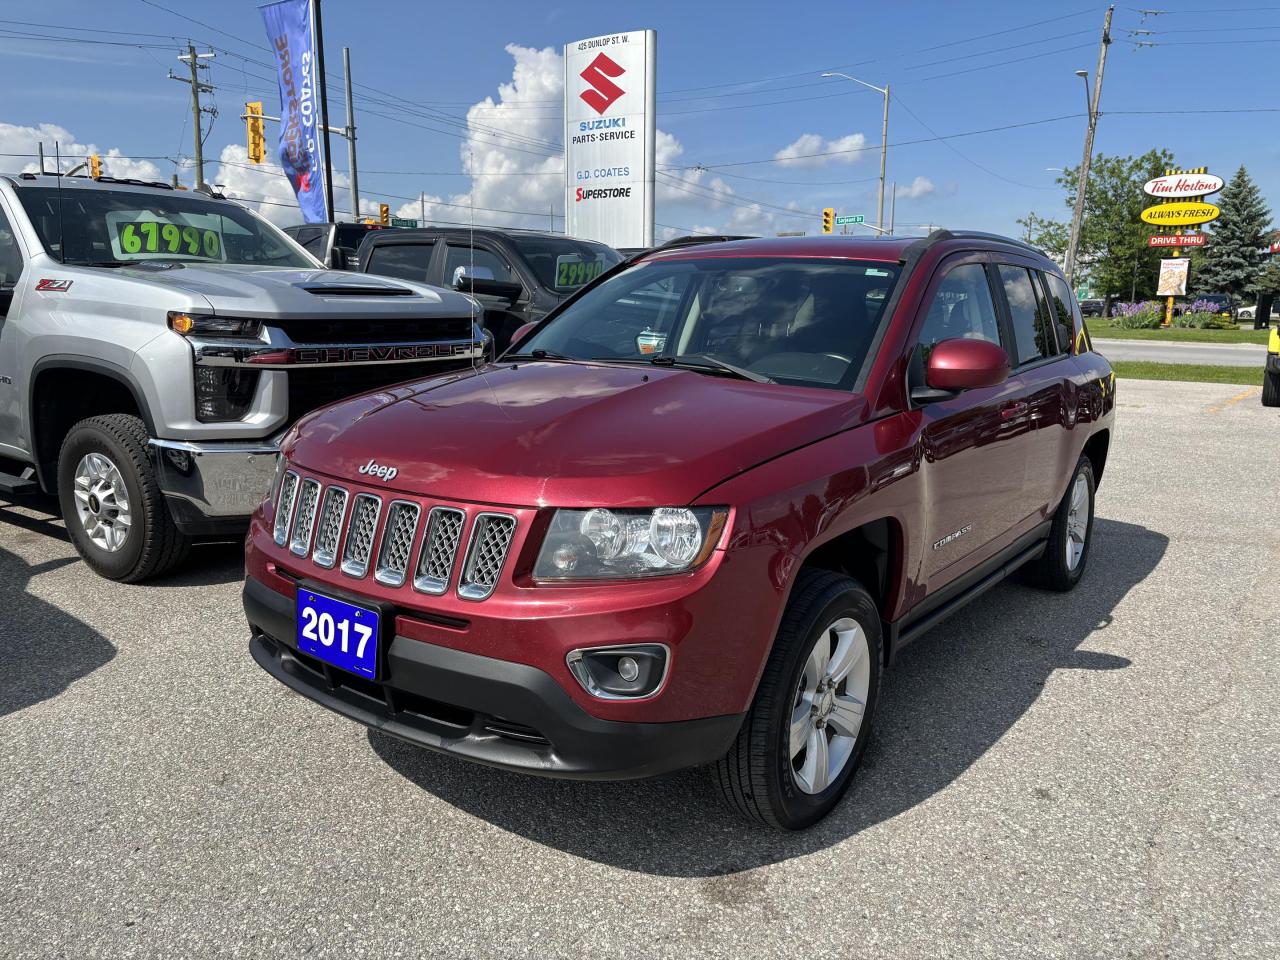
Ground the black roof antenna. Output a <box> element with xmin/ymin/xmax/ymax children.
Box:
<box><xmin>54</xmin><ymin>141</ymin><xmax>66</xmax><ymax>264</ymax></box>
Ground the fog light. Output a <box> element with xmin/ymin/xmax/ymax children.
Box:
<box><xmin>618</xmin><ymin>656</ymin><xmax>639</xmax><ymax>682</ymax></box>
<box><xmin>566</xmin><ymin>644</ymin><xmax>668</xmax><ymax>700</ymax></box>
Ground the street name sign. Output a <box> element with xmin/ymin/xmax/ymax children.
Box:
<box><xmin>834</xmin><ymin>215</ymin><xmax>865</xmax><ymax>225</ymax></box>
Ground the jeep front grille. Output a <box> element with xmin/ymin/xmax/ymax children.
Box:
<box><xmin>341</xmin><ymin>493</ymin><xmax>383</xmax><ymax>578</ymax></box>
<box><xmin>273</xmin><ymin>474</ymin><xmax>515</xmax><ymax>601</ymax></box>
<box><xmin>414</xmin><ymin>507</ymin><xmax>465</xmax><ymax>595</ymax></box>
<box><xmin>374</xmin><ymin>501</ymin><xmax>421</xmax><ymax>588</ymax></box>
<box><xmin>458</xmin><ymin>513</ymin><xmax>517</xmax><ymax>601</ymax></box>
<box><xmin>289</xmin><ymin>478</ymin><xmax>321</xmax><ymax>556</ymax></box>
<box><xmin>273</xmin><ymin>471</ymin><xmax>300</xmax><ymax>546</ymax></box>
<box><xmin>311</xmin><ymin>486</ymin><xmax>349</xmax><ymax>569</ymax></box>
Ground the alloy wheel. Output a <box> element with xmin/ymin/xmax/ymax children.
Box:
<box><xmin>72</xmin><ymin>452</ymin><xmax>133</xmax><ymax>553</ymax></box>
<box><xmin>1065</xmin><ymin>473</ymin><xmax>1090</xmax><ymax>571</ymax></box>
<box><xmin>789</xmin><ymin>616</ymin><xmax>871</xmax><ymax>795</ymax></box>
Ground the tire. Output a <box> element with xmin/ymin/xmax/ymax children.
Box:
<box><xmin>713</xmin><ymin>569</ymin><xmax>882</xmax><ymax>830</ymax></box>
<box><xmin>1022</xmin><ymin>455</ymin><xmax>1095</xmax><ymax>592</ymax></box>
<box><xmin>1263</xmin><ymin>368</ymin><xmax>1280</xmax><ymax>408</ymax></box>
<box><xmin>57</xmin><ymin>414</ymin><xmax>190</xmax><ymax>582</ymax></box>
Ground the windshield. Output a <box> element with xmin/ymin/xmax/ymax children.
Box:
<box><xmin>15</xmin><ymin>186</ymin><xmax>315</xmax><ymax>268</ymax></box>
<box><xmin>519</xmin><ymin>256</ymin><xmax>901</xmax><ymax>391</ymax></box>
<box><xmin>508</xmin><ymin>235</ymin><xmax>622</xmax><ymax>292</ymax></box>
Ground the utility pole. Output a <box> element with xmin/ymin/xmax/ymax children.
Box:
<box><xmin>1064</xmin><ymin>5</ymin><xmax>1114</xmax><ymax>287</ymax></box>
<box><xmin>343</xmin><ymin>47</ymin><xmax>359</xmax><ymax>221</ymax></box>
<box><xmin>170</xmin><ymin>44</ymin><xmax>216</xmax><ymax>189</ymax></box>
<box><xmin>889</xmin><ymin>181</ymin><xmax>897</xmax><ymax>236</ymax></box>
<box><xmin>312</xmin><ymin>0</ymin><xmax>336</xmax><ymax>222</ymax></box>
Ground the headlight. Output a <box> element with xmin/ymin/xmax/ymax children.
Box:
<box><xmin>534</xmin><ymin>507</ymin><xmax>728</xmax><ymax>580</ymax></box>
<box><xmin>168</xmin><ymin>311</ymin><xmax>263</xmax><ymax>338</ymax></box>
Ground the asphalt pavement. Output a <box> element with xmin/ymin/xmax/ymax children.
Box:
<box><xmin>1</xmin><ymin>378</ymin><xmax>1277</xmax><ymax>959</ymax></box>
<box><xmin>1093</xmin><ymin>337</ymin><xmax>1266</xmax><ymax>367</ymax></box>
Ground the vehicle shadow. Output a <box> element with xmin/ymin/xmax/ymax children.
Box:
<box><xmin>370</xmin><ymin>518</ymin><xmax>1166</xmax><ymax>877</ymax></box>
<box><xmin>0</xmin><ymin>497</ymin><xmax>246</xmax><ymax>589</ymax></box>
<box><xmin>0</xmin><ymin>545</ymin><xmax>116</xmax><ymax>717</ymax></box>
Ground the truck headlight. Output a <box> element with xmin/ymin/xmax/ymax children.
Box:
<box><xmin>533</xmin><ymin>507</ymin><xmax>728</xmax><ymax>580</ymax></box>
<box><xmin>169</xmin><ymin>311</ymin><xmax>263</xmax><ymax>338</ymax></box>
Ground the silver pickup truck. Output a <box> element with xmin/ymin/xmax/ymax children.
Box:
<box><xmin>0</xmin><ymin>173</ymin><xmax>486</xmax><ymax>582</ymax></box>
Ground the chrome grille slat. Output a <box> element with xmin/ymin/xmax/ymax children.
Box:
<box><xmin>458</xmin><ymin>513</ymin><xmax>516</xmax><ymax>601</ymax></box>
<box><xmin>374</xmin><ymin>501</ymin><xmax>421</xmax><ymax>587</ymax></box>
<box><xmin>311</xmin><ymin>486</ymin><xmax>349</xmax><ymax>569</ymax></box>
<box><xmin>413</xmin><ymin>507</ymin><xmax>465</xmax><ymax>595</ymax></box>
<box><xmin>340</xmin><ymin>493</ymin><xmax>383</xmax><ymax>578</ymax></box>
<box><xmin>288</xmin><ymin>479</ymin><xmax>322</xmax><ymax>556</ymax></box>
<box><xmin>273</xmin><ymin>471</ymin><xmax>300</xmax><ymax>546</ymax></box>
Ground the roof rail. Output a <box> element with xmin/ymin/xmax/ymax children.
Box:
<box><xmin>905</xmin><ymin>228</ymin><xmax>1047</xmax><ymax>259</ymax></box>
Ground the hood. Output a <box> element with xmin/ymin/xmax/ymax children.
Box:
<box><xmin>83</xmin><ymin>262</ymin><xmax>474</xmax><ymax>318</ymax></box>
<box><xmin>285</xmin><ymin>361</ymin><xmax>867</xmax><ymax>507</ymax></box>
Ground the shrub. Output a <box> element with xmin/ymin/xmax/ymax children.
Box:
<box><xmin>1173</xmin><ymin>299</ymin><xmax>1237</xmax><ymax>329</ymax></box>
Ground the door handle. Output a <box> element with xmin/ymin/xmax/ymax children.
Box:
<box><xmin>1000</xmin><ymin>400</ymin><xmax>1029</xmax><ymax>419</ymax></box>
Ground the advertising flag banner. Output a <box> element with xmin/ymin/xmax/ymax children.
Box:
<box><xmin>564</xmin><ymin>31</ymin><xmax>656</xmax><ymax>248</ymax></box>
<box><xmin>1157</xmin><ymin>258</ymin><xmax>1190</xmax><ymax>297</ymax></box>
<box><xmin>260</xmin><ymin>0</ymin><xmax>327</xmax><ymax>223</ymax></box>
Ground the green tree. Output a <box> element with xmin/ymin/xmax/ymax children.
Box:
<box><xmin>1020</xmin><ymin>148</ymin><xmax>1174</xmax><ymax>300</ymax></box>
<box><xmin>1192</xmin><ymin>165</ymin><xmax>1272</xmax><ymax>300</ymax></box>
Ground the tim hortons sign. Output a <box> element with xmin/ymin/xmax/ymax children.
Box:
<box><xmin>1143</xmin><ymin>172</ymin><xmax>1224</xmax><ymax>199</ymax></box>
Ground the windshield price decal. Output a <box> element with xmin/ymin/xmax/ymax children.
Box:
<box><xmin>555</xmin><ymin>256</ymin><xmax>606</xmax><ymax>288</ymax></box>
<box><xmin>115</xmin><ymin>220</ymin><xmax>223</xmax><ymax>259</ymax></box>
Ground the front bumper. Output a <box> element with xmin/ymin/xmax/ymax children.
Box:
<box><xmin>243</xmin><ymin>576</ymin><xmax>743</xmax><ymax>780</ymax></box>
<box><xmin>149</xmin><ymin>436</ymin><xmax>280</xmax><ymax>535</ymax></box>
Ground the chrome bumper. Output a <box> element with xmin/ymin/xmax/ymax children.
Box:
<box><xmin>148</xmin><ymin>436</ymin><xmax>281</xmax><ymax>530</ymax></box>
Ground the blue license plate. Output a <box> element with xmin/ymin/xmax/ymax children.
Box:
<box><xmin>296</xmin><ymin>588</ymin><xmax>381</xmax><ymax>679</ymax></box>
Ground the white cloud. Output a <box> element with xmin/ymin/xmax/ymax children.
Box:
<box><xmin>773</xmin><ymin>132</ymin><xmax>868</xmax><ymax>168</ymax></box>
<box><xmin>897</xmin><ymin>175</ymin><xmax>935</xmax><ymax>200</ymax></box>
<box><xmin>0</xmin><ymin>122</ymin><xmax>165</xmax><ymax>181</ymax></box>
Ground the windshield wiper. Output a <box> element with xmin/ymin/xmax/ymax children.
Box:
<box><xmin>62</xmin><ymin>258</ymin><xmax>132</xmax><ymax>268</ymax></box>
<box><xmin>505</xmin><ymin>348</ymin><xmax>577</xmax><ymax>361</ymax></box>
<box><xmin>649</xmin><ymin>354</ymin><xmax>773</xmax><ymax>383</ymax></box>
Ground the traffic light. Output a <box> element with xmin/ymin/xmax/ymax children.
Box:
<box><xmin>379</xmin><ymin>203</ymin><xmax>390</xmax><ymax>226</ymax></box>
<box><xmin>822</xmin><ymin>208</ymin><xmax>834</xmax><ymax>234</ymax></box>
<box><xmin>245</xmin><ymin>101</ymin><xmax>266</xmax><ymax>164</ymax></box>
<box><xmin>89</xmin><ymin>154</ymin><xmax>101</xmax><ymax>178</ymax></box>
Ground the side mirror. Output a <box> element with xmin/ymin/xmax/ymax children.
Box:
<box><xmin>464</xmin><ymin>277</ymin><xmax>524</xmax><ymax>303</ymax></box>
<box><xmin>913</xmin><ymin>338</ymin><xmax>1010</xmax><ymax>402</ymax></box>
<box><xmin>326</xmin><ymin>246</ymin><xmax>349</xmax><ymax>270</ymax></box>
<box><xmin>508</xmin><ymin>320</ymin><xmax>539</xmax><ymax>348</ymax></box>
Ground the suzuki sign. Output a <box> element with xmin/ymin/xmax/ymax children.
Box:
<box><xmin>564</xmin><ymin>30</ymin><xmax>656</xmax><ymax>249</ymax></box>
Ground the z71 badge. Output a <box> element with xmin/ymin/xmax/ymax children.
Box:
<box><xmin>35</xmin><ymin>278</ymin><xmax>73</xmax><ymax>292</ymax></box>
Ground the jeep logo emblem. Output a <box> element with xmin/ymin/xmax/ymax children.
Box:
<box><xmin>358</xmin><ymin>459</ymin><xmax>399</xmax><ymax>483</ymax></box>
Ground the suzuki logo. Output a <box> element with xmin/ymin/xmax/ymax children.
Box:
<box><xmin>358</xmin><ymin>458</ymin><xmax>399</xmax><ymax>483</ymax></box>
<box><xmin>579</xmin><ymin>53</ymin><xmax>625</xmax><ymax>115</ymax></box>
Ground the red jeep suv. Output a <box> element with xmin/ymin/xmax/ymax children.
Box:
<box><xmin>243</xmin><ymin>231</ymin><xmax>1115</xmax><ymax>829</ymax></box>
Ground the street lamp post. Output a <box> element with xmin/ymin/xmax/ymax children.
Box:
<box><xmin>821</xmin><ymin>72</ymin><xmax>889</xmax><ymax>235</ymax></box>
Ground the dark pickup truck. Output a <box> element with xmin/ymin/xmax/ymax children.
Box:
<box><xmin>355</xmin><ymin>227</ymin><xmax>620</xmax><ymax>351</ymax></box>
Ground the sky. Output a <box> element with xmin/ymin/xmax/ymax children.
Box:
<box><xmin>1</xmin><ymin>0</ymin><xmax>1275</xmax><ymax>241</ymax></box>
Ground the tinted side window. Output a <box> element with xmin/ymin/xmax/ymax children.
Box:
<box><xmin>0</xmin><ymin>205</ymin><xmax>23</xmax><ymax>286</ymax></box>
<box><xmin>1031</xmin><ymin>271</ymin><xmax>1066</xmax><ymax>356</ymax></box>
<box><xmin>1045</xmin><ymin>272</ymin><xmax>1082</xmax><ymax>354</ymax></box>
<box><xmin>365</xmin><ymin>243</ymin><xmax>433</xmax><ymax>282</ymax></box>
<box><xmin>997</xmin><ymin>265</ymin><xmax>1056</xmax><ymax>364</ymax></box>
<box><xmin>297</xmin><ymin>228</ymin><xmax>327</xmax><ymax>258</ymax></box>
<box><xmin>443</xmin><ymin>245</ymin><xmax>516</xmax><ymax>286</ymax></box>
<box><xmin>917</xmin><ymin>262</ymin><xmax>1002</xmax><ymax>359</ymax></box>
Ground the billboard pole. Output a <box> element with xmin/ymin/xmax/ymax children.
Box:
<box><xmin>644</xmin><ymin>30</ymin><xmax>656</xmax><ymax>248</ymax></box>
<box><xmin>312</xmin><ymin>0</ymin><xmax>336</xmax><ymax>222</ymax></box>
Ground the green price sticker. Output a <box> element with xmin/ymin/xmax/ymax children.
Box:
<box><xmin>555</xmin><ymin>256</ymin><xmax>605</xmax><ymax>289</ymax></box>
<box><xmin>115</xmin><ymin>220</ymin><xmax>222</xmax><ymax>259</ymax></box>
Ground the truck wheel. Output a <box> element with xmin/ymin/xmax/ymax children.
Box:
<box><xmin>57</xmin><ymin>414</ymin><xmax>190</xmax><ymax>583</ymax></box>
<box><xmin>714</xmin><ymin>569</ymin><xmax>882</xmax><ymax>830</ymax></box>
<box><xmin>1263</xmin><ymin>369</ymin><xmax>1280</xmax><ymax>407</ymax></box>
<box><xmin>1022</xmin><ymin>455</ymin><xmax>1095</xmax><ymax>592</ymax></box>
